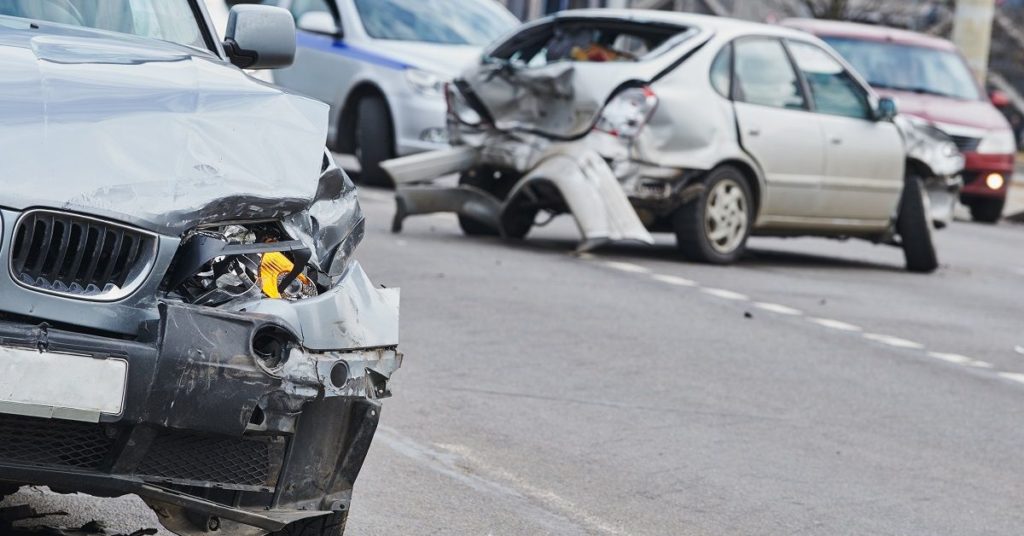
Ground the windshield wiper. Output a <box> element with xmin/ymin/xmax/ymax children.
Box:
<box><xmin>870</xmin><ymin>82</ymin><xmax>965</xmax><ymax>100</ymax></box>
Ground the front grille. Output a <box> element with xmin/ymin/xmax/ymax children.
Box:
<box><xmin>10</xmin><ymin>210</ymin><xmax>157</xmax><ymax>300</ymax></box>
<box><xmin>0</xmin><ymin>414</ymin><xmax>114</xmax><ymax>470</ymax></box>
<box><xmin>950</xmin><ymin>135</ymin><xmax>981</xmax><ymax>152</ymax></box>
<box><xmin>137</xmin><ymin>431</ymin><xmax>283</xmax><ymax>490</ymax></box>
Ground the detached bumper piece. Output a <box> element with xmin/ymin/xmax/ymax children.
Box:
<box><xmin>0</xmin><ymin>300</ymin><xmax>400</xmax><ymax>535</ymax></box>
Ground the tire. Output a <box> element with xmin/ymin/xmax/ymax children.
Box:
<box><xmin>457</xmin><ymin>168</ymin><xmax>502</xmax><ymax>237</ymax></box>
<box><xmin>353</xmin><ymin>96</ymin><xmax>395</xmax><ymax>188</ymax></box>
<box><xmin>968</xmin><ymin>197</ymin><xmax>1006</xmax><ymax>224</ymax></box>
<box><xmin>457</xmin><ymin>167</ymin><xmax>535</xmax><ymax>239</ymax></box>
<box><xmin>269</xmin><ymin>511</ymin><xmax>347</xmax><ymax>536</ymax></box>
<box><xmin>897</xmin><ymin>176</ymin><xmax>939</xmax><ymax>273</ymax></box>
<box><xmin>672</xmin><ymin>165</ymin><xmax>752</xmax><ymax>265</ymax></box>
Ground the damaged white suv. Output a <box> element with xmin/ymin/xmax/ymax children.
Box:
<box><xmin>389</xmin><ymin>11</ymin><xmax>963</xmax><ymax>272</ymax></box>
<box><xmin>0</xmin><ymin>2</ymin><xmax>399</xmax><ymax>536</ymax></box>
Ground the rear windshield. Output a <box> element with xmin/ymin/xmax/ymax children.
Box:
<box><xmin>823</xmin><ymin>37</ymin><xmax>981</xmax><ymax>101</ymax></box>
<box><xmin>489</xmin><ymin>19</ymin><xmax>691</xmax><ymax>67</ymax></box>
<box><xmin>354</xmin><ymin>0</ymin><xmax>519</xmax><ymax>46</ymax></box>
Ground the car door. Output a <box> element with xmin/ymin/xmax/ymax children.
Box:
<box><xmin>731</xmin><ymin>37</ymin><xmax>827</xmax><ymax>221</ymax></box>
<box><xmin>786</xmin><ymin>40</ymin><xmax>905</xmax><ymax>223</ymax></box>
<box><xmin>272</xmin><ymin>0</ymin><xmax>353</xmax><ymax>106</ymax></box>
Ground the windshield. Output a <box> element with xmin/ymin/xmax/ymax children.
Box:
<box><xmin>354</xmin><ymin>0</ymin><xmax>519</xmax><ymax>46</ymax></box>
<box><xmin>0</xmin><ymin>0</ymin><xmax>205</xmax><ymax>50</ymax></box>
<box><xmin>823</xmin><ymin>37</ymin><xmax>981</xmax><ymax>101</ymax></box>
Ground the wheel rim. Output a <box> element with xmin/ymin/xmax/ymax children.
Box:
<box><xmin>704</xmin><ymin>178</ymin><xmax>748</xmax><ymax>254</ymax></box>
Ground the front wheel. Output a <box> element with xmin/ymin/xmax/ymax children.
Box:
<box><xmin>269</xmin><ymin>511</ymin><xmax>347</xmax><ymax>536</ymax></box>
<box><xmin>353</xmin><ymin>96</ymin><xmax>395</xmax><ymax>188</ymax></box>
<box><xmin>672</xmin><ymin>166</ymin><xmax>752</xmax><ymax>265</ymax></box>
<box><xmin>968</xmin><ymin>197</ymin><xmax>1006</xmax><ymax>224</ymax></box>
<box><xmin>897</xmin><ymin>176</ymin><xmax>939</xmax><ymax>273</ymax></box>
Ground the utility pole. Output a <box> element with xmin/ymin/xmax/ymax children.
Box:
<box><xmin>951</xmin><ymin>0</ymin><xmax>996</xmax><ymax>84</ymax></box>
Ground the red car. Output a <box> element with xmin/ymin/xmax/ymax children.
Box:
<box><xmin>784</xmin><ymin>19</ymin><xmax>1016</xmax><ymax>223</ymax></box>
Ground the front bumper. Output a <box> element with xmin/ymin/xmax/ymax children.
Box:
<box><xmin>960</xmin><ymin>152</ymin><xmax>1014</xmax><ymax>200</ymax></box>
<box><xmin>0</xmin><ymin>264</ymin><xmax>400</xmax><ymax>535</ymax></box>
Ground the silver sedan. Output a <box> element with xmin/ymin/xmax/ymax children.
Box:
<box><xmin>388</xmin><ymin>11</ymin><xmax>963</xmax><ymax>273</ymax></box>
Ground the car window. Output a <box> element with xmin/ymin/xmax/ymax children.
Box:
<box><xmin>0</xmin><ymin>0</ymin><xmax>206</xmax><ymax>50</ymax></box>
<box><xmin>733</xmin><ymin>38</ymin><xmax>806</xmax><ymax>110</ymax></box>
<box><xmin>710</xmin><ymin>43</ymin><xmax>731</xmax><ymax>98</ymax></box>
<box><xmin>286</xmin><ymin>0</ymin><xmax>331</xmax><ymax>21</ymax></box>
<box><xmin>354</xmin><ymin>0</ymin><xmax>518</xmax><ymax>46</ymax></box>
<box><xmin>492</xmin><ymin>20</ymin><xmax>690</xmax><ymax>68</ymax></box>
<box><xmin>788</xmin><ymin>40</ymin><xmax>871</xmax><ymax>120</ymax></box>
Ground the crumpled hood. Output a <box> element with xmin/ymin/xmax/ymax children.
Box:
<box><xmin>0</xmin><ymin>20</ymin><xmax>329</xmax><ymax>236</ymax></box>
<box><xmin>368</xmin><ymin>40</ymin><xmax>482</xmax><ymax>78</ymax></box>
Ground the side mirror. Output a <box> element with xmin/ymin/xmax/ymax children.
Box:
<box><xmin>876</xmin><ymin>97</ymin><xmax>898</xmax><ymax>121</ymax></box>
<box><xmin>990</xmin><ymin>89</ymin><xmax>1011</xmax><ymax>108</ymax></box>
<box><xmin>298</xmin><ymin>11</ymin><xmax>341</xmax><ymax>37</ymax></box>
<box><xmin>224</xmin><ymin>5</ymin><xmax>296</xmax><ymax>70</ymax></box>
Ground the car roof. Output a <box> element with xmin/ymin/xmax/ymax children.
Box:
<box><xmin>780</xmin><ymin>18</ymin><xmax>957</xmax><ymax>51</ymax></box>
<box><xmin>544</xmin><ymin>9</ymin><xmax>816</xmax><ymax>41</ymax></box>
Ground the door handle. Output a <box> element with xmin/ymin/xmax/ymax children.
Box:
<box><xmin>830</xmin><ymin>137</ymin><xmax>843</xmax><ymax>145</ymax></box>
<box><xmin>747</xmin><ymin>128</ymin><xmax>761</xmax><ymax>137</ymax></box>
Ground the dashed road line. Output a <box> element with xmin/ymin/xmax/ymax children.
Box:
<box><xmin>603</xmin><ymin>261</ymin><xmax>651</xmax><ymax>274</ymax></box>
<box><xmin>753</xmin><ymin>302</ymin><xmax>803</xmax><ymax>316</ymax></box>
<box><xmin>588</xmin><ymin>256</ymin><xmax>1014</xmax><ymax>386</ymax></box>
<box><xmin>863</xmin><ymin>333</ymin><xmax>926</xmax><ymax>350</ymax></box>
<box><xmin>651</xmin><ymin>274</ymin><xmax>698</xmax><ymax>287</ymax></box>
<box><xmin>807</xmin><ymin>317</ymin><xmax>863</xmax><ymax>332</ymax></box>
<box><xmin>701</xmin><ymin>288</ymin><xmax>749</xmax><ymax>301</ymax></box>
<box><xmin>928</xmin><ymin>352</ymin><xmax>975</xmax><ymax>365</ymax></box>
<box><xmin>999</xmin><ymin>372</ymin><xmax>1024</xmax><ymax>385</ymax></box>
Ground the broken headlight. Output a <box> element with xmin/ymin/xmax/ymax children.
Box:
<box><xmin>164</xmin><ymin>154</ymin><xmax>365</xmax><ymax>307</ymax></box>
<box><xmin>164</xmin><ymin>223</ymin><xmax>319</xmax><ymax>307</ymax></box>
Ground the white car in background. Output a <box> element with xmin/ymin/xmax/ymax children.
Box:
<box><xmin>267</xmin><ymin>0</ymin><xmax>520</xmax><ymax>185</ymax></box>
<box><xmin>388</xmin><ymin>11</ymin><xmax>964</xmax><ymax>273</ymax></box>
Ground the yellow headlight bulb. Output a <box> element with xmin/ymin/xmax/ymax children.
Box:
<box><xmin>260</xmin><ymin>252</ymin><xmax>315</xmax><ymax>300</ymax></box>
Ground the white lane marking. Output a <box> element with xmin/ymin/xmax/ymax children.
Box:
<box><xmin>701</xmin><ymin>288</ymin><xmax>749</xmax><ymax>301</ymax></box>
<box><xmin>999</xmin><ymin>372</ymin><xmax>1024</xmax><ymax>384</ymax></box>
<box><xmin>927</xmin><ymin>352</ymin><xmax>993</xmax><ymax>368</ymax></box>
<box><xmin>1015</xmin><ymin>345</ymin><xmax>1024</xmax><ymax>355</ymax></box>
<box><xmin>376</xmin><ymin>426</ymin><xmax>625</xmax><ymax>535</ymax></box>
<box><xmin>928</xmin><ymin>352</ymin><xmax>973</xmax><ymax>365</ymax></box>
<box><xmin>651</xmin><ymin>274</ymin><xmax>698</xmax><ymax>287</ymax></box>
<box><xmin>807</xmin><ymin>318</ymin><xmax>863</xmax><ymax>332</ymax></box>
<box><xmin>863</xmin><ymin>333</ymin><xmax>926</xmax><ymax>350</ymax></box>
<box><xmin>603</xmin><ymin>261</ymin><xmax>650</xmax><ymax>274</ymax></box>
<box><xmin>754</xmin><ymin>302</ymin><xmax>803</xmax><ymax>316</ymax></box>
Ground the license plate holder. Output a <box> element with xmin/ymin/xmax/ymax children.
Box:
<box><xmin>0</xmin><ymin>345</ymin><xmax>128</xmax><ymax>423</ymax></box>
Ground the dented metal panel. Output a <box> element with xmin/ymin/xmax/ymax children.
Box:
<box><xmin>0</xmin><ymin>19</ymin><xmax>328</xmax><ymax>235</ymax></box>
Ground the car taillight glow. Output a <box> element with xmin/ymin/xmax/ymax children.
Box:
<box><xmin>595</xmin><ymin>86</ymin><xmax>659</xmax><ymax>139</ymax></box>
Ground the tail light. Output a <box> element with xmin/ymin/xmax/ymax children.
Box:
<box><xmin>595</xmin><ymin>86</ymin><xmax>658</xmax><ymax>139</ymax></box>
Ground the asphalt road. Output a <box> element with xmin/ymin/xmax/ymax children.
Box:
<box><xmin>5</xmin><ymin>185</ymin><xmax>1024</xmax><ymax>535</ymax></box>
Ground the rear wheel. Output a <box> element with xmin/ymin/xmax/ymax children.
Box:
<box><xmin>457</xmin><ymin>168</ymin><xmax>503</xmax><ymax>237</ymax></box>
<box><xmin>898</xmin><ymin>176</ymin><xmax>939</xmax><ymax>273</ymax></box>
<box><xmin>457</xmin><ymin>167</ymin><xmax>535</xmax><ymax>239</ymax></box>
<box><xmin>353</xmin><ymin>96</ymin><xmax>395</xmax><ymax>188</ymax></box>
<box><xmin>672</xmin><ymin>165</ymin><xmax>752</xmax><ymax>265</ymax></box>
<box><xmin>269</xmin><ymin>511</ymin><xmax>347</xmax><ymax>536</ymax></box>
<box><xmin>968</xmin><ymin>197</ymin><xmax>1006</xmax><ymax>224</ymax></box>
